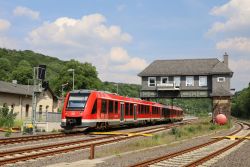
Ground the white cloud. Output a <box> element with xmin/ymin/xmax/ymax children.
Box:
<box><xmin>207</xmin><ymin>0</ymin><xmax>250</xmax><ymax>36</ymax></box>
<box><xmin>25</xmin><ymin>13</ymin><xmax>144</xmax><ymax>84</ymax></box>
<box><xmin>108</xmin><ymin>47</ymin><xmax>147</xmax><ymax>72</ymax></box>
<box><xmin>0</xmin><ymin>19</ymin><xmax>11</xmax><ymax>32</ymax></box>
<box><xmin>229</xmin><ymin>59</ymin><xmax>250</xmax><ymax>90</ymax></box>
<box><xmin>13</xmin><ymin>6</ymin><xmax>40</xmax><ymax>20</ymax></box>
<box><xmin>109</xmin><ymin>47</ymin><xmax>129</xmax><ymax>63</ymax></box>
<box><xmin>216</xmin><ymin>37</ymin><xmax>250</xmax><ymax>52</ymax></box>
<box><xmin>27</xmin><ymin>14</ymin><xmax>132</xmax><ymax>47</ymax></box>
<box><xmin>0</xmin><ymin>36</ymin><xmax>19</xmax><ymax>49</ymax></box>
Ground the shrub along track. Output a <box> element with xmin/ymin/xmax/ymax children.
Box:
<box><xmin>129</xmin><ymin>122</ymin><xmax>249</xmax><ymax>167</ymax></box>
<box><xmin>0</xmin><ymin>121</ymin><xmax>194</xmax><ymax>166</ymax></box>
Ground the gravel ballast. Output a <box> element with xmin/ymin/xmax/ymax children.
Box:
<box><xmin>6</xmin><ymin>123</ymin><xmax>241</xmax><ymax>167</ymax></box>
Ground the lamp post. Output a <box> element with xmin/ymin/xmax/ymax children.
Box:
<box><xmin>61</xmin><ymin>83</ymin><xmax>68</xmax><ymax>97</ymax></box>
<box><xmin>67</xmin><ymin>69</ymin><xmax>75</xmax><ymax>90</ymax></box>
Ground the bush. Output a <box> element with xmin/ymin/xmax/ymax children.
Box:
<box><xmin>170</xmin><ymin>127</ymin><xmax>182</xmax><ymax>139</ymax></box>
<box><xmin>0</xmin><ymin>107</ymin><xmax>17</xmax><ymax>128</ymax></box>
<box><xmin>209</xmin><ymin>124</ymin><xmax>216</xmax><ymax>130</ymax></box>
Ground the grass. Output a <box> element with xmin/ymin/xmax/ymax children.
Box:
<box><xmin>14</xmin><ymin>119</ymin><xmax>23</xmax><ymax>128</ymax></box>
<box><xmin>95</xmin><ymin>118</ymin><xmax>232</xmax><ymax>158</ymax></box>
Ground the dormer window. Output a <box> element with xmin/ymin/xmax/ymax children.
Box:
<box><xmin>217</xmin><ymin>77</ymin><xmax>225</xmax><ymax>82</ymax></box>
<box><xmin>148</xmin><ymin>77</ymin><xmax>156</xmax><ymax>87</ymax></box>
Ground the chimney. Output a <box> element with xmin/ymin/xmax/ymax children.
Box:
<box><xmin>223</xmin><ymin>52</ymin><xmax>228</xmax><ymax>66</ymax></box>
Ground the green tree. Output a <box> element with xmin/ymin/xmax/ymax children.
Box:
<box><xmin>11</xmin><ymin>60</ymin><xmax>33</xmax><ymax>84</ymax></box>
<box><xmin>0</xmin><ymin>58</ymin><xmax>11</xmax><ymax>80</ymax></box>
<box><xmin>232</xmin><ymin>85</ymin><xmax>250</xmax><ymax>118</ymax></box>
<box><xmin>53</xmin><ymin>59</ymin><xmax>102</xmax><ymax>96</ymax></box>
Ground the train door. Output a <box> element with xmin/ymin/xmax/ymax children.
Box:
<box><xmin>133</xmin><ymin>104</ymin><xmax>137</xmax><ymax>120</ymax></box>
<box><xmin>120</xmin><ymin>103</ymin><xmax>124</xmax><ymax>121</ymax></box>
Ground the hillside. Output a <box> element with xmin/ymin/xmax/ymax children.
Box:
<box><xmin>0</xmin><ymin>48</ymin><xmax>140</xmax><ymax>97</ymax></box>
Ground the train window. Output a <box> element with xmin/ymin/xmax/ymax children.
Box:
<box><xmin>115</xmin><ymin>101</ymin><xmax>118</xmax><ymax>113</ymax></box>
<box><xmin>109</xmin><ymin>100</ymin><xmax>114</xmax><ymax>113</ymax></box>
<box><xmin>141</xmin><ymin>105</ymin><xmax>144</xmax><ymax>114</ymax></box>
<box><xmin>91</xmin><ymin>100</ymin><xmax>97</xmax><ymax>114</ymax></box>
<box><xmin>138</xmin><ymin>105</ymin><xmax>140</xmax><ymax>114</ymax></box>
<box><xmin>153</xmin><ymin>107</ymin><xmax>156</xmax><ymax>114</ymax></box>
<box><xmin>125</xmin><ymin>103</ymin><xmax>129</xmax><ymax>115</ymax></box>
<box><xmin>130</xmin><ymin>104</ymin><xmax>133</xmax><ymax>115</ymax></box>
<box><xmin>101</xmin><ymin>99</ymin><xmax>107</xmax><ymax>113</ymax></box>
<box><xmin>67</xmin><ymin>93</ymin><xmax>90</xmax><ymax>110</ymax></box>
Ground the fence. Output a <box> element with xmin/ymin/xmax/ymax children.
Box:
<box><xmin>35</xmin><ymin>112</ymin><xmax>61</xmax><ymax>122</ymax></box>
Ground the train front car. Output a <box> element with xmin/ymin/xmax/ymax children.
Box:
<box><xmin>61</xmin><ymin>90</ymin><xmax>95</xmax><ymax>131</ymax></box>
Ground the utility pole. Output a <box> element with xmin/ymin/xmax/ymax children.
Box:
<box><xmin>31</xmin><ymin>65</ymin><xmax>46</xmax><ymax>134</ymax></box>
<box><xmin>31</xmin><ymin>67</ymin><xmax>38</xmax><ymax>134</ymax></box>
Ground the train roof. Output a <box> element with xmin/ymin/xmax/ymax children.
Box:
<box><xmin>68</xmin><ymin>90</ymin><xmax>182</xmax><ymax>111</ymax></box>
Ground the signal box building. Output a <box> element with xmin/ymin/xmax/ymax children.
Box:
<box><xmin>138</xmin><ymin>53</ymin><xmax>233</xmax><ymax>120</ymax></box>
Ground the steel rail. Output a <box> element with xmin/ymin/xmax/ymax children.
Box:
<box><xmin>0</xmin><ymin>133</ymin><xmax>81</xmax><ymax>145</ymax></box>
<box><xmin>0</xmin><ymin>123</ymin><xmax>181</xmax><ymax>165</ymax></box>
<box><xmin>185</xmin><ymin>124</ymin><xmax>250</xmax><ymax>167</ymax></box>
<box><xmin>129</xmin><ymin>122</ymin><xmax>244</xmax><ymax>167</ymax></box>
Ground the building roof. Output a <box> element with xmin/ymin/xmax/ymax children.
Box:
<box><xmin>138</xmin><ymin>58</ymin><xmax>233</xmax><ymax>77</ymax></box>
<box><xmin>0</xmin><ymin>80</ymin><xmax>57</xmax><ymax>99</ymax></box>
<box><xmin>0</xmin><ymin>80</ymin><xmax>33</xmax><ymax>96</ymax></box>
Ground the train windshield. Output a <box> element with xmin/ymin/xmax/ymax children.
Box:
<box><xmin>67</xmin><ymin>93</ymin><xmax>90</xmax><ymax>110</ymax></box>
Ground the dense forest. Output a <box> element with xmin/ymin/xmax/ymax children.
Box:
<box><xmin>0</xmin><ymin>48</ymin><xmax>140</xmax><ymax>98</ymax></box>
<box><xmin>231</xmin><ymin>84</ymin><xmax>250</xmax><ymax>118</ymax></box>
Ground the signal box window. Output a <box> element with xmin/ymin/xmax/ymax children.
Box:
<box><xmin>199</xmin><ymin>76</ymin><xmax>207</xmax><ymax>86</ymax></box>
<box><xmin>101</xmin><ymin>100</ymin><xmax>107</xmax><ymax>113</ymax></box>
<box><xmin>161</xmin><ymin>77</ymin><xmax>169</xmax><ymax>84</ymax></box>
<box><xmin>217</xmin><ymin>77</ymin><xmax>225</xmax><ymax>82</ymax></box>
<box><xmin>186</xmin><ymin>76</ymin><xmax>194</xmax><ymax>86</ymax></box>
<box><xmin>109</xmin><ymin>100</ymin><xmax>114</xmax><ymax>113</ymax></box>
<box><xmin>148</xmin><ymin>77</ymin><xmax>156</xmax><ymax>87</ymax></box>
<box><xmin>115</xmin><ymin>101</ymin><xmax>118</xmax><ymax>113</ymax></box>
<box><xmin>91</xmin><ymin>100</ymin><xmax>97</xmax><ymax>114</ymax></box>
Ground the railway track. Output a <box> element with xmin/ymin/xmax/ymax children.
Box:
<box><xmin>0</xmin><ymin>133</ymin><xmax>84</xmax><ymax>145</ymax></box>
<box><xmin>0</xmin><ymin>121</ymin><xmax>190</xmax><ymax>166</ymax></box>
<box><xmin>0</xmin><ymin>119</ymin><xmax>195</xmax><ymax>146</ymax></box>
<box><xmin>130</xmin><ymin>122</ymin><xmax>249</xmax><ymax>167</ymax></box>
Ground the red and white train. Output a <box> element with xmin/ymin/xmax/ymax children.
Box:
<box><xmin>61</xmin><ymin>90</ymin><xmax>183</xmax><ymax>130</ymax></box>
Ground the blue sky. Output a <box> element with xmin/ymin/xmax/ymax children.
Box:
<box><xmin>0</xmin><ymin>0</ymin><xmax>249</xmax><ymax>91</ymax></box>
